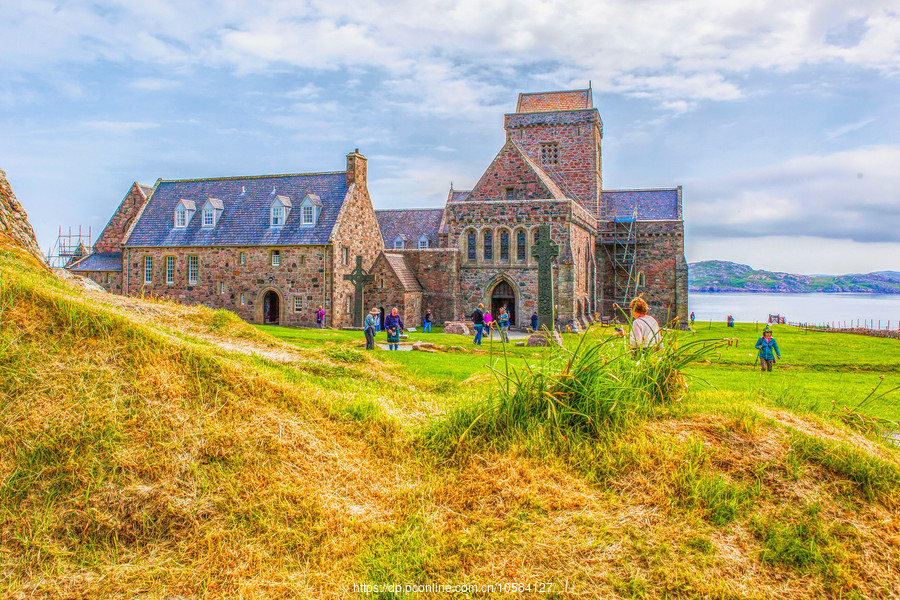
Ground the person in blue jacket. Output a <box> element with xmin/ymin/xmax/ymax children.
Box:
<box><xmin>755</xmin><ymin>327</ymin><xmax>781</xmax><ymax>372</ymax></box>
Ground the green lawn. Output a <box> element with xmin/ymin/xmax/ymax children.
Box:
<box><xmin>258</xmin><ymin>322</ymin><xmax>900</xmax><ymax>423</ymax></box>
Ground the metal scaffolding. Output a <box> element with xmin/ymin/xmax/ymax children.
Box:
<box><xmin>600</xmin><ymin>208</ymin><xmax>641</xmax><ymax>312</ymax></box>
<box><xmin>47</xmin><ymin>226</ymin><xmax>92</xmax><ymax>268</ymax></box>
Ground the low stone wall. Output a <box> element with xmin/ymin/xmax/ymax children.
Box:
<box><xmin>800</xmin><ymin>326</ymin><xmax>900</xmax><ymax>340</ymax></box>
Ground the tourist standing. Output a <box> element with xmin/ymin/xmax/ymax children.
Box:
<box><xmin>531</xmin><ymin>312</ymin><xmax>538</xmax><ymax>332</ymax></box>
<box><xmin>385</xmin><ymin>307</ymin><xmax>403</xmax><ymax>351</ymax></box>
<box><xmin>471</xmin><ymin>303</ymin><xmax>485</xmax><ymax>345</ymax></box>
<box><xmin>484</xmin><ymin>310</ymin><xmax>494</xmax><ymax>340</ymax></box>
<box><xmin>620</xmin><ymin>296</ymin><xmax>661</xmax><ymax>350</ymax></box>
<box><xmin>423</xmin><ymin>309</ymin><xmax>433</xmax><ymax>333</ymax></box>
<box><xmin>690</xmin><ymin>311</ymin><xmax>695</xmax><ymax>328</ymax></box>
<box><xmin>364</xmin><ymin>308</ymin><xmax>379</xmax><ymax>350</ymax></box>
<box><xmin>314</xmin><ymin>305</ymin><xmax>325</xmax><ymax>329</ymax></box>
<box><xmin>755</xmin><ymin>327</ymin><xmax>781</xmax><ymax>372</ymax></box>
<box><xmin>498</xmin><ymin>307</ymin><xmax>511</xmax><ymax>343</ymax></box>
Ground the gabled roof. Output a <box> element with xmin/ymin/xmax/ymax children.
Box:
<box><xmin>383</xmin><ymin>253</ymin><xmax>423</xmax><ymax>292</ymax></box>
<box><xmin>516</xmin><ymin>88</ymin><xmax>592</xmax><ymax>113</ymax></box>
<box><xmin>466</xmin><ymin>140</ymin><xmax>567</xmax><ymax>202</ymax></box>
<box><xmin>204</xmin><ymin>198</ymin><xmax>224</xmax><ymax>210</ymax></box>
<box><xmin>125</xmin><ymin>172</ymin><xmax>349</xmax><ymax>247</ymax></box>
<box><xmin>273</xmin><ymin>194</ymin><xmax>292</xmax><ymax>207</ymax></box>
<box><xmin>68</xmin><ymin>252</ymin><xmax>122</xmax><ymax>272</ymax></box>
<box><xmin>602</xmin><ymin>188</ymin><xmax>681</xmax><ymax>221</ymax></box>
<box><xmin>304</xmin><ymin>193</ymin><xmax>322</xmax><ymax>207</ymax></box>
<box><xmin>375</xmin><ymin>208</ymin><xmax>444</xmax><ymax>248</ymax></box>
<box><xmin>176</xmin><ymin>199</ymin><xmax>196</xmax><ymax>211</ymax></box>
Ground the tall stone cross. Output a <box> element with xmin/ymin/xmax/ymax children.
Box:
<box><xmin>343</xmin><ymin>256</ymin><xmax>375</xmax><ymax>327</ymax></box>
<box><xmin>531</xmin><ymin>224</ymin><xmax>559</xmax><ymax>331</ymax></box>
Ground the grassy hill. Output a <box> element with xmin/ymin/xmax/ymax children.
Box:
<box><xmin>690</xmin><ymin>260</ymin><xmax>900</xmax><ymax>293</ymax></box>
<box><xmin>2</xmin><ymin>241</ymin><xmax>900</xmax><ymax>598</ymax></box>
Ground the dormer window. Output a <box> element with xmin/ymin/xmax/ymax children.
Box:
<box><xmin>270</xmin><ymin>195</ymin><xmax>292</xmax><ymax>228</ymax></box>
<box><xmin>418</xmin><ymin>235</ymin><xmax>429</xmax><ymax>249</ymax></box>
<box><xmin>393</xmin><ymin>236</ymin><xmax>405</xmax><ymax>249</ymax></box>
<box><xmin>200</xmin><ymin>198</ymin><xmax>224</xmax><ymax>229</ymax></box>
<box><xmin>299</xmin><ymin>194</ymin><xmax>321</xmax><ymax>227</ymax></box>
<box><xmin>174</xmin><ymin>199</ymin><xmax>195</xmax><ymax>228</ymax></box>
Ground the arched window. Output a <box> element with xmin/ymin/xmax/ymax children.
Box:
<box><xmin>533</xmin><ymin>228</ymin><xmax>540</xmax><ymax>245</ymax></box>
<box><xmin>499</xmin><ymin>229</ymin><xmax>510</xmax><ymax>261</ymax></box>
<box><xmin>516</xmin><ymin>230</ymin><xmax>526</xmax><ymax>262</ymax></box>
<box><xmin>483</xmin><ymin>230</ymin><xmax>493</xmax><ymax>262</ymax></box>
<box><xmin>467</xmin><ymin>230</ymin><xmax>476</xmax><ymax>262</ymax></box>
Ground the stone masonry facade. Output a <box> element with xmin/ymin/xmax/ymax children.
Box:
<box><xmin>75</xmin><ymin>87</ymin><xmax>688</xmax><ymax>330</ymax></box>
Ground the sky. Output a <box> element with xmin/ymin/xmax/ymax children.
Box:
<box><xmin>1</xmin><ymin>0</ymin><xmax>899</xmax><ymax>275</ymax></box>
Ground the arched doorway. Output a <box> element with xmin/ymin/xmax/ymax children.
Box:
<box><xmin>490</xmin><ymin>279</ymin><xmax>516</xmax><ymax>326</ymax></box>
<box><xmin>263</xmin><ymin>290</ymin><xmax>280</xmax><ymax>325</ymax></box>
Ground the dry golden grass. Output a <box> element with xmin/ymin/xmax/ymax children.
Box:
<box><xmin>2</xmin><ymin>243</ymin><xmax>899</xmax><ymax>599</ymax></box>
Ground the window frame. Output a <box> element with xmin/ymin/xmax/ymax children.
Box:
<box><xmin>165</xmin><ymin>255</ymin><xmax>175</xmax><ymax>285</ymax></box>
<box><xmin>271</xmin><ymin>205</ymin><xmax>284</xmax><ymax>227</ymax></box>
<box><xmin>467</xmin><ymin>231</ymin><xmax>476</xmax><ymax>262</ymax></box>
<box><xmin>302</xmin><ymin>204</ymin><xmax>314</xmax><ymax>225</ymax></box>
<box><xmin>294</xmin><ymin>296</ymin><xmax>303</xmax><ymax>313</ymax></box>
<box><xmin>188</xmin><ymin>255</ymin><xmax>198</xmax><ymax>285</ymax></box>
<box><xmin>499</xmin><ymin>230</ymin><xmax>510</xmax><ymax>262</ymax></box>
<box><xmin>175</xmin><ymin>209</ymin><xmax>187</xmax><ymax>228</ymax></box>
<box><xmin>143</xmin><ymin>256</ymin><xmax>153</xmax><ymax>284</ymax></box>
<box><xmin>393</xmin><ymin>236</ymin><xmax>405</xmax><ymax>250</ymax></box>
<box><xmin>271</xmin><ymin>249</ymin><xmax>281</xmax><ymax>267</ymax></box>
<box><xmin>516</xmin><ymin>230</ymin><xmax>526</xmax><ymax>262</ymax></box>
<box><xmin>418</xmin><ymin>236</ymin><xmax>429</xmax><ymax>249</ymax></box>
<box><xmin>483</xmin><ymin>230</ymin><xmax>493</xmax><ymax>262</ymax></box>
<box><xmin>202</xmin><ymin>208</ymin><xmax>215</xmax><ymax>228</ymax></box>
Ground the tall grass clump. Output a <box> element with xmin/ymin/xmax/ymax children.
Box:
<box><xmin>424</xmin><ymin>329</ymin><xmax>726</xmax><ymax>452</ymax></box>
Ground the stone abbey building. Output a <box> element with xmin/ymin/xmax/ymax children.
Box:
<box><xmin>70</xmin><ymin>87</ymin><xmax>688</xmax><ymax>329</ymax></box>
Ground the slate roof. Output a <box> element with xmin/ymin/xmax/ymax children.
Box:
<box><xmin>125</xmin><ymin>172</ymin><xmax>349</xmax><ymax>247</ymax></box>
<box><xmin>603</xmin><ymin>189</ymin><xmax>681</xmax><ymax>221</ymax></box>
<box><xmin>375</xmin><ymin>208</ymin><xmax>444</xmax><ymax>248</ymax></box>
<box><xmin>516</xmin><ymin>88</ymin><xmax>592</xmax><ymax>113</ymax></box>
<box><xmin>68</xmin><ymin>252</ymin><xmax>122</xmax><ymax>272</ymax></box>
<box><xmin>448</xmin><ymin>189</ymin><xmax>470</xmax><ymax>203</ymax></box>
<box><xmin>383</xmin><ymin>253</ymin><xmax>423</xmax><ymax>292</ymax></box>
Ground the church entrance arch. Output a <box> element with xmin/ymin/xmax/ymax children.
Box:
<box><xmin>258</xmin><ymin>288</ymin><xmax>282</xmax><ymax>325</ymax></box>
<box><xmin>488</xmin><ymin>277</ymin><xmax>517</xmax><ymax>326</ymax></box>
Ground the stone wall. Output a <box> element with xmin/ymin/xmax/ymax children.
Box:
<box><xmin>364</xmin><ymin>255</ymin><xmax>423</xmax><ymax>327</ymax></box>
<box><xmin>383</xmin><ymin>249</ymin><xmax>460</xmax><ymax>324</ymax></box>
<box><xmin>76</xmin><ymin>270</ymin><xmax>122</xmax><ymax>294</ymax></box>
<box><xmin>0</xmin><ymin>168</ymin><xmax>45</xmax><ymax>264</ymax></box>
<box><xmin>94</xmin><ymin>182</ymin><xmax>149</xmax><ymax>253</ymax></box>
<box><xmin>504</xmin><ymin>109</ymin><xmax>602</xmax><ymax>217</ymax></box>
<box><xmin>124</xmin><ymin>245</ymin><xmax>333</xmax><ymax>327</ymax></box>
<box><xmin>596</xmin><ymin>220</ymin><xmax>687</xmax><ymax>326</ymax></box>
<box><xmin>328</xmin><ymin>178</ymin><xmax>385</xmax><ymax>329</ymax></box>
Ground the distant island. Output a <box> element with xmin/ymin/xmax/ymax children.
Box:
<box><xmin>689</xmin><ymin>261</ymin><xmax>900</xmax><ymax>294</ymax></box>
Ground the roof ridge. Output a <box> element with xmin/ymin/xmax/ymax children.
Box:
<box><xmin>157</xmin><ymin>171</ymin><xmax>346</xmax><ymax>184</ymax></box>
<box><xmin>603</xmin><ymin>187</ymin><xmax>680</xmax><ymax>193</ymax></box>
<box><xmin>375</xmin><ymin>207</ymin><xmax>445</xmax><ymax>212</ymax></box>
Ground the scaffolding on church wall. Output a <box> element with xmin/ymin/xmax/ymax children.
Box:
<box><xmin>599</xmin><ymin>208</ymin><xmax>641</xmax><ymax>312</ymax></box>
<box><xmin>48</xmin><ymin>226</ymin><xmax>92</xmax><ymax>268</ymax></box>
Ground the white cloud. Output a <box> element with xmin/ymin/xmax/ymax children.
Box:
<box><xmin>685</xmin><ymin>145</ymin><xmax>900</xmax><ymax>243</ymax></box>
<box><xmin>83</xmin><ymin>120</ymin><xmax>160</xmax><ymax>134</ymax></box>
<box><xmin>825</xmin><ymin>117</ymin><xmax>875</xmax><ymax>139</ymax></box>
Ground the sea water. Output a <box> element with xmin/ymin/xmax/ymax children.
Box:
<box><xmin>688</xmin><ymin>292</ymin><xmax>900</xmax><ymax>330</ymax></box>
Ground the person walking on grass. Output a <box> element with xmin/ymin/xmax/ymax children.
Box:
<box><xmin>364</xmin><ymin>307</ymin><xmax>379</xmax><ymax>350</ymax></box>
<box><xmin>385</xmin><ymin>307</ymin><xmax>403</xmax><ymax>351</ymax></box>
<box><xmin>618</xmin><ymin>296</ymin><xmax>661</xmax><ymax>350</ymax></box>
<box><xmin>472</xmin><ymin>303</ymin><xmax>485</xmax><ymax>345</ymax></box>
<box><xmin>314</xmin><ymin>305</ymin><xmax>325</xmax><ymax>329</ymax></box>
<box><xmin>498</xmin><ymin>307</ymin><xmax>511</xmax><ymax>343</ymax></box>
<box><xmin>755</xmin><ymin>326</ymin><xmax>781</xmax><ymax>372</ymax></box>
<box><xmin>423</xmin><ymin>309</ymin><xmax>433</xmax><ymax>333</ymax></box>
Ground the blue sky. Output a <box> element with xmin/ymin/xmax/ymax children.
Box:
<box><xmin>2</xmin><ymin>0</ymin><xmax>899</xmax><ymax>274</ymax></box>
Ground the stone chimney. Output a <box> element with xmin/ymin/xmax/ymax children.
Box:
<box><xmin>346</xmin><ymin>149</ymin><xmax>367</xmax><ymax>190</ymax></box>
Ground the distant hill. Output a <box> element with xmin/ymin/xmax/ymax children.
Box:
<box><xmin>689</xmin><ymin>260</ymin><xmax>900</xmax><ymax>293</ymax></box>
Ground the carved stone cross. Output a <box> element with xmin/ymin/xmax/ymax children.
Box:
<box><xmin>343</xmin><ymin>256</ymin><xmax>374</xmax><ymax>327</ymax></box>
<box><xmin>531</xmin><ymin>224</ymin><xmax>559</xmax><ymax>331</ymax></box>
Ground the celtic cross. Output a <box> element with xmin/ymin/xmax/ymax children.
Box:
<box><xmin>343</xmin><ymin>256</ymin><xmax>374</xmax><ymax>327</ymax></box>
<box><xmin>531</xmin><ymin>224</ymin><xmax>559</xmax><ymax>331</ymax></box>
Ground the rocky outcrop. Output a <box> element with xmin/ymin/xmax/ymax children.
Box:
<box><xmin>0</xmin><ymin>168</ymin><xmax>45</xmax><ymax>265</ymax></box>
